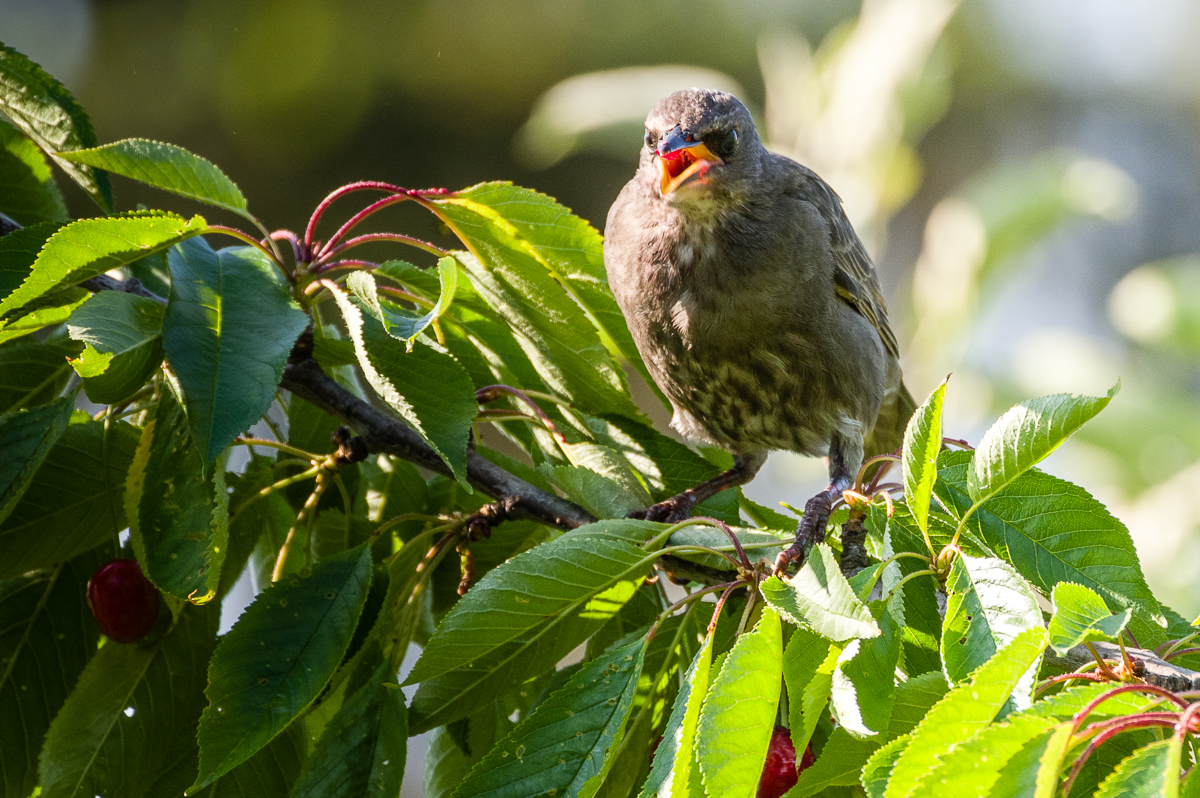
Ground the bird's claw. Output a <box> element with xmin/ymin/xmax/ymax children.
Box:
<box><xmin>627</xmin><ymin>491</ymin><xmax>697</xmax><ymax>524</ymax></box>
<box><xmin>772</xmin><ymin>492</ymin><xmax>834</xmax><ymax>576</ymax></box>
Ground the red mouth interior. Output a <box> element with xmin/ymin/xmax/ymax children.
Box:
<box><xmin>661</xmin><ymin>148</ymin><xmax>697</xmax><ymax>179</ymax></box>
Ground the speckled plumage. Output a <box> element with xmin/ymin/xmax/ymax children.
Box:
<box><xmin>604</xmin><ymin>89</ymin><xmax>914</xmax><ymax>535</ymax></box>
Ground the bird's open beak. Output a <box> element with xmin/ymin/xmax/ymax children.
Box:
<box><xmin>656</xmin><ymin>126</ymin><xmax>721</xmax><ymax>196</ymax></box>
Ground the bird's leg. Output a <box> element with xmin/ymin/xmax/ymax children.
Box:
<box><xmin>628</xmin><ymin>452</ymin><xmax>766</xmax><ymax>524</ymax></box>
<box><xmin>774</xmin><ymin>432</ymin><xmax>861</xmax><ymax>574</ymax></box>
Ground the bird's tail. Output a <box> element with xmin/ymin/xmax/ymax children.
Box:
<box><xmin>864</xmin><ymin>380</ymin><xmax>917</xmax><ymax>460</ymax></box>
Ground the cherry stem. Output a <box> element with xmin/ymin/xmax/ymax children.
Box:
<box><xmin>1176</xmin><ymin>703</ymin><xmax>1200</xmax><ymax>738</ymax></box>
<box><xmin>1035</xmin><ymin>671</ymin><xmax>1108</xmax><ymax>696</ymax></box>
<box><xmin>1063</xmin><ymin>715</ymin><xmax>1183</xmax><ymax>796</ymax></box>
<box><xmin>271</xmin><ymin>229</ymin><xmax>304</xmax><ymax>264</ymax></box>
<box><xmin>1085</xmin><ymin>642</ymin><xmax>1120</xmax><ymax>680</ymax></box>
<box><xmin>314</xmin><ymin>259</ymin><xmax>381</xmax><ymax>276</ymax></box>
<box><xmin>209</xmin><ymin>225</ymin><xmax>287</xmax><ymax>276</ymax></box>
<box><xmin>323</xmin><ymin>232</ymin><xmax>448</xmax><ymax>263</ymax></box>
<box><xmin>647</xmin><ymin>580</ymin><xmax>738</xmax><ymax>640</ymax></box>
<box><xmin>942</xmin><ymin>437</ymin><xmax>974</xmax><ymax>450</ymax></box>
<box><xmin>1166</xmin><ymin>647</ymin><xmax>1200</xmax><ymax>662</ymax></box>
<box><xmin>475</xmin><ymin>384</ymin><xmax>564</xmax><ymax>442</ymax></box>
<box><xmin>475</xmin><ymin>409</ymin><xmax>565</xmax><ymax>441</ymax></box>
<box><xmin>887</xmin><ymin>569</ymin><xmax>938</xmax><ymax>599</ymax></box>
<box><xmin>1159</xmin><ymin>632</ymin><xmax>1199</xmax><ymax>658</ymax></box>
<box><xmin>1071</xmin><ymin>683</ymin><xmax>1190</xmax><ymax>736</ymax></box>
<box><xmin>684</xmin><ymin>516</ymin><xmax>752</xmax><ymax>570</ymax></box>
<box><xmin>708</xmin><ymin>582</ymin><xmax>742</xmax><ymax>634</ymax></box>
<box><xmin>231</xmin><ymin>437</ymin><xmax>323</xmax><ymax>461</ymax></box>
<box><xmin>305</xmin><ymin>181</ymin><xmax>412</xmax><ymax>248</ymax></box>
<box><xmin>377</xmin><ymin>284</ymin><xmax>435</xmax><ymax>309</ymax></box>
<box><xmin>855</xmin><ymin>454</ymin><xmax>899</xmax><ymax>491</ymax></box>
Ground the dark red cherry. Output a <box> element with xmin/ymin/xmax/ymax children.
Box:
<box><xmin>758</xmin><ymin>725</ymin><xmax>814</xmax><ymax>798</ymax></box>
<box><xmin>87</xmin><ymin>559</ymin><xmax>161</xmax><ymax>643</ymax></box>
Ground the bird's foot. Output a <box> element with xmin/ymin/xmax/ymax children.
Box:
<box><xmin>773</xmin><ymin>491</ymin><xmax>834</xmax><ymax>576</ymax></box>
<box><xmin>627</xmin><ymin>490</ymin><xmax>697</xmax><ymax>524</ymax></box>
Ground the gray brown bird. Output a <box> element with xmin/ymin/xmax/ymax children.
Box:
<box><xmin>603</xmin><ymin>88</ymin><xmax>915</xmax><ymax>571</ymax></box>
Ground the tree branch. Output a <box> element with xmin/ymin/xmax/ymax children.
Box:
<box><xmin>1046</xmin><ymin>642</ymin><xmax>1200</xmax><ymax>693</ymax></box>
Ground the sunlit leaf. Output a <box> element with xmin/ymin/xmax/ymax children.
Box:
<box><xmin>967</xmin><ymin>385</ymin><xmax>1118</xmax><ymax>506</ymax></box>
<box><xmin>347</xmin><ymin>256</ymin><xmax>457</xmax><ymax>347</ymax></box>
<box><xmin>67</xmin><ymin>290</ymin><xmax>165</xmax><ymax>404</ymax></box>
<box><xmin>902</xmin><ymin>380</ymin><xmax>946</xmax><ymax>538</ymax></box>
<box><xmin>760</xmin><ymin>544</ymin><xmax>879</xmax><ymax>641</ymax></box>
<box><xmin>641</xmin><ymin>633</ymin><xmax>713</xmax><ymax>798</ymax></box>
<box><xmin>696</xmin><ymin>607</ymin><xmax>782</xmax><ymax>798</ymax></box>
<box><xmin>329</xmin><ymin>280</ymin><xmax>475</xmax><ymax>486</ymax></box>
<box><xmin>883</xmin><ymin>627</ymin><xmax>1046</xmax><ymax>798</ymax></box>
<box><xmin>163</xmin><ymin>236</ymin><xmax>308</xmax><ymax>463</ymax></box>
<box><xmin>935</xmin><ymin>451</ymin><xmax>1162</xmax><ymax>627</ymax></box>
<box><xmin>0</xmin><ymin>211</ymin><xmax>206</xmax><ymax>320</ymax></box>
<box><xmin>941</xmin><ymin>554</ymin><xmax>1042</xmax><ymax>705</ymax></box>
<box><xmin>58</xmin><ymin>139</ymin><xmax>252</xmax><ymax>221</ymax></box>
<box><xmin>907</xmin><ymin>714</ymin><xmax>1057</xmax><ymax>798</ymax></box>
<box><xmin>832</xmin><ymin>602</ymin><xmax>901</xmax><ymax>737</ymax></box>
<box><xmin>125</xmin><ymin>390</ymin><xmax>228</xmax><ymax>603</ymax></box>
<box><xmin>1047</xmin><ymin>582</ymin><xmax>1132</xmax><ymax>656</ymax></box>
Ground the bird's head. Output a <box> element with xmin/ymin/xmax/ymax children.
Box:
<box><xmin>641</xmin><ymin>89</ymin><xmax>762</xmax><ymax>207</ymax></box>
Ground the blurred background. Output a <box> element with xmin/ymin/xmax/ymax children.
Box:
<box><xmin>5</xmin><ymin>0</ymin><xmax>1200</xmax><ymax>781</ymax></box>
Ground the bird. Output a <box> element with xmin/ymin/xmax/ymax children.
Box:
<box><xmin>602</xmin><ymin>88</ymin><xmax>915</xmax><ymax>572</ymax></box>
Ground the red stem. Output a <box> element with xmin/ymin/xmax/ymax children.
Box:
<box><xmin>1166</xmin><ymin>647</ymin><xmax>1200</xmax><ymax>662</ymax></box>
<box><xmin>708</xmin><ymin>582</ymin><xmax>741</xmax><ymax>634</ymax></box>
<box><xmin>475</xmin><ymin>385</ymin><xmax>564</xmax><ymax>442</ymax></box>
<box><xmin>323</xmin><ymin>232</ymin><xmax>448</xmax><ymax>261</ymax></box>
<box><xmin>1071</xmin><ymin>684</ymin><xmax>1190</xmax><ymax>736</ymax></box>
<box><xmin>1063</xmin><ymin>715</ymin><xmax>1182</xmax><ymax>796</ymax></box>
<box><xmin>314</xmin><ymin>259</ymin><xmax>380</xmax><ymax>275</ymax></box>
<box><xmin>689</xmin><ymin>516</ymin><xmax>752</xmax><ymax>570</ymax></box>
<box><xmin>305</xmin><ymin>181</ymin><xmax>411</xmax><ymax>247</ymax></box>
<box><xmin>1035</xmin><ymin>671</ymin><xmax>1108</xmax><ymax>696</ymax></box>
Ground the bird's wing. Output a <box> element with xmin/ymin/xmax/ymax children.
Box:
<box><xmin>802</xmin><ymin>170</ymin><xmax>900</xmax><ymax>359</ymax></box>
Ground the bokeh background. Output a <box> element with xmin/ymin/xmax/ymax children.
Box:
<box><xmin>6</xmin><ymin>0</ymin><xmax>1200</xmax><ymax>787</ymax></box>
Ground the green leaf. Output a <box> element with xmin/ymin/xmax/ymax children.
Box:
<box><xmin>798</xmin><ymin>643</ymin><xmax>841</xmax><ymax>759</ymax></box>
<box><xmin>760</xmin><ymin>544</ymin><xmax>880</xmax><ymax>641</ymax></box>
<box><xmin>67</xmin><ymin>290</ymin><xmax>165</xmax><ymax>404</ymax></box>
<box><xmin>0</xmin><ymin>549</ymin><xmax>104</xmax><ymax>798</ymax></box>
<box><xmin>0</xmin><ymin>211</ymin><xmax>206</xmax><ymax>320</ymax></box>
<box><xmin>38</xmin><ymin>604</ymin><xmax>220</xmax><ymax>798</ymax></box>
<box><xmin>967</xmin><ymin>385</ymin><xmax>1118</xmax><ymax>506</ymax></box>
<box><xmin>290</xmin><ymin>649</ymin><xmax>408</xmax><ymax>798</ymax></box>
<box><xmin>0</xmin><ymin>289</ymin><xmax>87</xmax><ymax>344</ymax></box>
<box><xmin>435</xmin><ymin>182</ymin><xmax>654</xmax><ymax>397</ymax></box>
<box><xmin>0</xmin><ymin>337</ymin><xmax>79</xmax><ymax>413</ymax></box>
<box><xmin>0</xmin><ymin>220</ymin><xmax>63</xmax><ymax>305</ymax></box>
<box><xmin>783</xmin><ymin>628</ymin><xmax>831</xmax><ymax>756</ymax></box>
<box><xmin>0</xmin><ymin>391</ymin><xmax>74</xmax><ymax>524</ymax></box>
<box><xmin>451</xmin><ymin>633</ymin><xmax>647</xmax><ymax>798</ymax></box>
<box><xmin>859</xmin><ymin>674</ymin><xmax>952</xmax><ymax>798</ymax></box>
<box><xmin>864</xmin><ymin>737</ymin><xmax>910</xmax><ymax>798</ymax></box>
<box><xmin>329</xmin><ymin>281</ymin><xmax>475</xmax><ymax>486</ymax></box>
<box><xmin>0</xmin><ymin>118</ymin><xmax>68</xmax><ymax>225</ymax></box>
<box><xmin>0</xmin><ymin>416</ymin><xmax>138</xmax><ymax>578</ymax></box>
<box><xmin>941</xmin><ymin>554</ymin><xmax>1042</xmax><ymax>701</ymax></box>
<box><xmin>190</xmin><ymin>544</ymin><xmax>373</xmax><ymax>791</ymax></box>
<box><xmin>163</xmin><ymin>237</ymin><xmax>308</xmax><ymax>463</ymax></box>
<box><xmin>831</xmin><ymin>602</ymin><xmax>901</xmax><ymax>737</ymax></box>
<box><xmin>407</xmin><ymin>521</ymin><xmax>652</xmax><ymax>735</ymax></box>
<box><xmin>542</xmin><ymin>462</ymin><xmax>648</xmax><ymax>519</ymax></box>
<box><xmin>190</xmin><ymin>727</ymin><xmax>306</xmax><ymax>798</ymax></box>
<box><xmin>903</xmin><ymin>380</ymin><xmax>946</xmax><ymax>538</ymax></box>
<box><xmin>1093</xmin><ymin>737</ymin><xmax>1183</xmax><ymax>798</ymax></box>
<box><xmin>125</xmin><ymin>390</ymin><xmax>228</xmax><ymax>603</ymax></box>
<box><xmin>696</xmin><ymin>607</ymin><xmax>783</xmax><ymax>798</ymax></box>
<box><xmin>935</xmin><ymin>451</ymin><xmax>1162</xmax><ymax>626</ymax></box>
<box><xmin>407</xmin><ymin>520</ymin><xmax>656</xmax><ymax>685</ymax></box>
<box><xmin>641</xmin><ymin>633</ymin><xmax>713</xmax><ymax>798</ymax></box>
<box><xmin>907</xmin><ymin>714</ymin><xmax>1058</xmax><ymax>798</ymax></box>
<box><xmin>1047</xmin><ymin>582</ymin><xmax>1133</xmax><ymax>656</ymax></box>
<box><xmin>986</xmin><ymin>724</ymin><xmax>1063</xmax><ymax>798</ymax></box>
<box><xmin>0</xmin><ymin>42</ymin><xmax>112</xmax><ymax>210</ymax></box>
<box><xmin>347</xmin><ymin>257</ymin><xmax>457</xmax><ymax>346</ymax></box>
<box><xmin>424</xmin><ymin>702</ymin><xmax>510</xmax><ymax>798</ymax></box>
<box><xmin>57</xmin><ymin>139</ymin><xmax>252</xmax><ymax>221</ymax></box>
<box><xmin>883</xmin><ymin>627</ymin><xmax>1046</xmax><ymax>798</ymax></box>
<box><xmin>450</xmin><ymin>246</ymin><xmax>640</xmax><ymax>417</ymax></box>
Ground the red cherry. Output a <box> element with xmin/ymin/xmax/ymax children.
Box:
<box><xmin>758</xmin><ymin>725</ymin><xmax>814</xmax><ymax>798</ymax></box>
<box><xmin>87</xmin><ymin>559</ymin><xmax>161</xmax><ymax>643</ymax></box>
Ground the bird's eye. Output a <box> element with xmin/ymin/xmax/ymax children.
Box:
<box><xmin>718</xmin><ymin>128</ymin><xmax>738</xmax><ymax>157</ymax></box>
<box><xmin>644</xmin><ymin>129</ymin><xmax>655</xmax><ymax>149</ymax></box>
